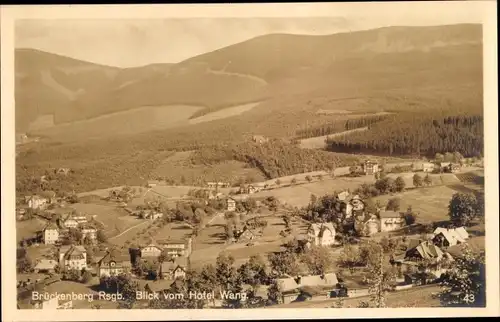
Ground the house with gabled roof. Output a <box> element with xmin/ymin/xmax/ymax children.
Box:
<box><xmin>276</xmin><ymin>273</ymin><xmax>339</xmax><ymax>304</ymax></box>
<box><xmin>140</xmin><ymin>243</ymin><xmax>163</xmax><ymax>258</ymax></box>
<box><xmin>59</xmin><ymin>245</ymin><xmax>87</xmax><ymax>271</ymax></box>
<box><xmin>158</xmin><ymin>256</ymin><xmax>188</xmax><ymax>280</ymax></box>
<box><xmin>42</xmin><ymin>222</ymin><xmax>60</xmax><ymax>245</ymax></box>
<box><xmin>307</xmin><ymin>223</ymin><xmax>336</xmax><ymax>246</ymax></box>
<box><xmin>235</xmin><ymin>225</ymin><xmax>259</xmax><ymax>243</ymax></box>
<box><xmin>432</xmin><ymin>227</ymin><xmax>469</xmax><ymax>248</ymax></box>
<box><xmin>405</xmin><ymin>240</ymin><xmax>444</xmax><ymax>261</ymax></box>
<box><xmin>33</xmin><ymin>259</ymin><xmax>58</xmax><ymax>274</ymax></box>
<box><xmin>379</xmin><ymin>210</ymin><xmax>406</xmax><ymax>232</ymax></box>
<box><xmin>97</xmin><ymin>249</ymin><xmax>131</xmax><ymax>277</ymax></box>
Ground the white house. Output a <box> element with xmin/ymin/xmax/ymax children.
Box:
<box><xmin>432</xmin><ymin>227</ymin><xmax>469</xmax><ymax>248</ymax></box>
<box><xmin>307</xmin><ymin>223</ymin><xmax>336</xmax><ymax>246</ymax></box>
<box><xmin>42</xmin><ymin>222</ymin><xmax>60</xmax><ymax>245</ymax></box>
<box><xmin>59</xmin><ymin>245</ymin><xmax>87</xmax><ymax>271</ymax></box>
<box><xmin>97</xmin><ymin>250</ymin><xmax>131</xmax><ymax>277</ymax></box>
<box><xmin>61</xmin><ymin>217</ymin><xmax>79</xmax><ymax>229</ymax></box>
<box><xmin>140</xmin><ymin>243</ymin><xmax>163</xmax><ymax>258</ymax></box>
<box><xmin>26</xmin><ymin>195</ymin><xmax>48</xmax><ymax>209</ymax></box>
<box><xmin>227</xmin><ymin>198</ymin><xmax>236</xmax><ymax>212</ymax></box>
<box><xmin>379</xmin><ymin>211</ymin><xmax>406</xmax><ymax>232</ymax></box>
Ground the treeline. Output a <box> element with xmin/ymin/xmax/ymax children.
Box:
<box><xmin>326</xmin><ymin>110</ymin><xmax>483</xmax><ymax>158</ymax></box>
<box><xmin>190</xmin><ymin>140</ymin><xmax>359</xmax><ymax>179</ymax></box>
<box><xmin>295</xmin><ymin>115</ymin><xmax>389</xmax><ymax>139</ymax></box>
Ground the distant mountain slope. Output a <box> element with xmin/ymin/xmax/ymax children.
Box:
<box><xmin>15</xmin><ymin>24</ymin><xmax>482</xmax><ymax>133</ymax></box>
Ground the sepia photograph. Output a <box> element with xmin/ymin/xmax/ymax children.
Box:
<box><xmin>1</xmin><ymin>2</ymin><xmax>498</xmax><ymax>320</ymax></box>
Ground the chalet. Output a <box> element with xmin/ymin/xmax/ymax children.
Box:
<box><xmin>405</xmin><ymin>240</ymin><xmax>444</xmax><ymax>261</ymax></box>
<box><xmin>276</xmin><ymin>273</ymin><xmax>338</xmax><ymax>304</ymax></box>
<box><xmin>33</xmin><ymin>259</ymin><xmax>58</xmax><ymax>274</ymax></box>
<box><xmin>235</xmin><ymin>226</ymin><xmax>258</xmax><ymax>243</ymax></box>
<box><xmin>97</xmin><ymin>250</ymin><xmax>132</xmax><ymax>277</ymax></box>
<box><xmin>206</xmin><ymin>182</ymin><xmax>230</xmax><ymax>189</ymax></box>
<box><xmin>140</xmin><ymin>243</ymin><xmax>163</xmax><ymax>258</ymax></box>
<box><xmin>354</xmin><ymin>213</ymin><xmax>380</xmax><ymax>237</ymax></box>
<box><xmin>80</xmin><ymin>224</ymin><xmax>97</xmax><ymax>241</ymax></box>
<box><xmin>59</xmin><ymin>245</ymin><xmax>87</xmax><ymax>271</ymax></box>
<box><xmin>404</xmin><ymin>272</ymin><xmax>438</xmax><ymax>286</ymax></box>
<box><xmin>158</xmin><ymin>257</ymin><xmax>188</xmax><ymax>280</ymax></box>
<box><xmin>42</xmin><ymin>222</ymin><xmax>60</xmax><ymax>245</ymax></box>
<box><xmin>227</xmin><ymin>198</ymin><xmax>236</xmax><ymax>212</ymax></box>
<box><xmin>158</xmin><ymin>238</ymin><xmax>193</xmax><ymax>258</ymax></box>
<box><xmin>379</xmin><ymin>211</ymin><xmax>406</xmax><ymax>232</ymax></box>
<box><xmin>252</xmin><ymin>135</ymin><xmax>269</xmax><ymax>144</ymax></box>
<box><xmin>239</xmin><ymin>185</ymin><xmax>260</xmax><ymax>194</ymax></box>
<box><xmin>362</xmin><ymin>160</ymin><xmax>380</xmax><ymax>175</ymax></box>
<box><xmin>25</xmin><ymin>195</ymin><xmax>48</xmax><ymax>210</ymax></box>
<box><xmin>432</xmin><ymin>227</ymin><xmax>469</xmax><ymax>248</ymax></box>
<box><xmin>307</xmin><ymin>223</ymin><xmax>336</xmax><ymax>247</ymax></box>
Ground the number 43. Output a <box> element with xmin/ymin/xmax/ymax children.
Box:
<box><xmin>464</xmin><ymin>294</ymin><xmax>475</xmax><ymax>304</ymax></box>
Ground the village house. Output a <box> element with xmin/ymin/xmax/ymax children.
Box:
<box><xmin>252</xmin><ymin>135</ymin><xmax>269</xmax><ymax>144</ymax></box>
<box><xmin>227</xmin><ymin>198</ymin><xmax>237</xmax><ymax>212</ymax></box>
<box><xmin>140</xmin><ymin>243</ymin><xmax>163</xmax><ymax>258</ymax></box>
<box><xmin>235</xmin><ymin>226</ymin><xmax>259</xmax><ymax>243</ymax></box>
<box><xmin>362</xmin><ymin>160</ymin><xmax>380</xmax><ymax>175</ymax></box>
<box><xmin>80</xmin><ymin>224</ymin><xmax>97</xmax><ymax>241</ymax></box>
<box><xmin>307</xmin><ymin>223</ymin><xmax>336</xmax><ymax>247</ymax></box>
<box><xmin>354</xmin><ymin>213</ymin><xmax>380</xmax><ymax>237</ymax></box>
<box><xmin>59</xmin><ymin>245</ymin><xmax>87</xmax><ymax>271</ymax></box>
<box><xmin>239</xmin><ymin>184</ymin><xmax>261</xmax><ymax>194</ymax></box>
<box><xmin>379</xmin><ymin>211</ymin><xmax>406</xmax><ymax>232</ymax></box>
<box><xmin>405</xmin><ymin>240</ymin><xmax>445</xmax><ymax>261</ymax></box>
<box><xmin>276</xmin><ymin>273</ymin><xmax>338</xmax><ymax>304</ymax></box>
<box><xmin>61</xmin><ymin>216</ymin><xmax>79</xmax><ymax>229</ymax></box>
<box><xmin>432</xmin><ymin>227</ymin><xmax>469</xmax><ymax>248</ymax></box>
<box><xmin>71</xmin><ymin>213</ymin><xmax>88</xmax><ymax>224</ymax></box>
<box><xmin>25</xmin><ymin>195</ymin><xmax>48</xmax><ymax>210</ymax></box>
<box><xmin>42</xmin><ymin>222</ymin><xmax>60</xmax><ymax>245</ymax></box>
<box><xmin>97</xmin><ymin>250</ymin><xmax>132</xmax><ymax>277</ymax></box>
<box><xmin>158</xmin><ymin>238</ymin><xmax>193</xmax><ymax>258</ymax></box>
<box><xmin>412</xmin><ymin>162</ymin><xmax>435</xmax><ymax>173</ymax></box>
<box><xmin>206</xmin><ymin>182</ymin><xmax>230</xmax><ymax>189</ymax></box>
<box><xmin>33</xmin><ymin>259</ymin><xmax>58</xmax><ymax>274</ymax></box>
<box><xmin>158</xmin><ymin>257</ymin><xmax>188</xmax><ymax>280</ymax></box>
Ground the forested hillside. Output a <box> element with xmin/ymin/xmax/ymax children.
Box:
<box><xmin>326</xmin><ymin>108</ymin><xmax>483</xmax><ymax>157</ymax></box>
<box><xmin>295</xmin><ymin>115</ymin><xmax>389</xmax><ymax>139</ymax></box>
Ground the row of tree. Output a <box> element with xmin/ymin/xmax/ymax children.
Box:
<box><xmin>295</xmin><ymin>115</ymin><xmax>389</xmax><ymax>139</ymax></box>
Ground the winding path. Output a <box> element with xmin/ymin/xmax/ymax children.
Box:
<box><xmin>108</xmin><ymin>220</ymin><xmax>150</xmax><ymax>241</ymax></box>
<box><xmin>206</xmin><ymin>67</ymin><xmax>268</xmax><ymax>86</ymax></box>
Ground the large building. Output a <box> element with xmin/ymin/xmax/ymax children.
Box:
<box><xmin>158</xmin><ymin>238</ymin><xmax>193</xmax><ymax>258</ymax></box>
<box><xmin>59</xmin><ymin>245</ymin><xmax>87</xmax><ymax>271</ymax></box>
<box><xmin>362</xmin><ymin>160</ymin><xmax>380</xmax><ymax>175</ymax></box>
<box><xmin>42</xmin><ymin>222</ymin><xmax>60</xmax><ymax>245</ymax></box>
<box><xmin>307</xmin><ymin>223</ymin><xmax>336</xmax><ymax>246</ymax></box>
<box><xmin>140</xmin><ymin>243</ymin><xmax>163</xmax><ymax>258</ymax></box>
<box><xmin>96</xmin><ymin>250</ymin><xmax>131</xmax><ymax>277</ymax></box>
<box><xmin>379</xmin><ymin>211</ymin><xmax>406</xmax><ymax>232</ymax></box>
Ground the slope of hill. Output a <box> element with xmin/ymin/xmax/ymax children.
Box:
<box><xmin>16</xmin><ymin>24</ymin><xmax>482</xmax><ymax>134</ymax></box>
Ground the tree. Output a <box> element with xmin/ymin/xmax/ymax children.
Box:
<box><xmin>291</xmin><ymin>178</ymin><xmax>297</xmax><ymax>185</ymax></box>
<box><xmin>268</xmin><ymin>251</ymin><xmax>300</xmax><ymax>276</ymax></box>
<box><xmin>375</xmin><ymin>177</ymin><xmax>394</xmax><ymax>194</ymax></box>
<box><xmin>16</xmin><ymin>248</ymin><xmax>32</xmax><ymax>273</ymax></box>
<box><xmin>318</xmin><ymin>174</ymin><xmax>324</xmax><ymax>181</ymax></box>
<box><xmin>63</xmin><ymin>268</ymin><xmax>81</xmax><ymax>281</ymax></box>
<box><xmin>413</xmin><ymin>173</ymin><xmax>423</xmax><ymax>187</ymax></box>
<box><xmin>305</xmin><ymin>175</ymin><xmax>313</xmax><ymax>183</ymax></box>
<box><xmin>364</xmin><ymin>252</ymin><xmax>396</xmax><ymax>308</ymax></box>
<box><xmin>65</xmin><ymin>228</ymin><xmax>84</xmax><ymax>245</ymax></box>
<box><xmin>364</xmin><ymin>198</ymin><xmax>378</xmax><ymax>215</ymax></box>
<box><xmin>267</xmin><ymin>280</ymin><xmax>282</xmax><ymax>305</ymax></box>
<box><xmin>448</xmin><ymin>193</ymin><xmax>479</xmax><ymax>225</ymax></box>
<box><xmin>385</xmin><ymin>198</ymin><xmax>401</xmax><ymax>212</ymax></box>
<box><xmin>275</xmin><ymin>179</ymin><xmax>281</xmax><ymax>186</ymax></box>
<box><xmin>81</xmin><ymin>270</ymin><xmax>93</xmax><ymax>284</ymax></box>
<box><xmin>216</xmin><ymin>253</ymin><xmax>238</xmax><ymax>292</ymax></box>
<box><xmin>237</xmin><ymin>255</ymin><xmax>268</xmax><ymax>290</ymax></box>
<box><xmin>394</xmin><ymin>176</ymin><xmax>406</xmax><ymax>192</ymax></box>
<box><xmin>99</xmin><ymin>273</ymin><xmax>139</xmax><ymax>305</ymax></box>
<box><xmin>96</xmin><ymin>230</ymin><xmax>107</xmax><ymax>244</ymax></box>
<box><xmin>337</xmin><ymin>244</ymin><xmax>361</xmax><ymax>272</ymax></box>
<box><xmin>423</xmin><ymin>174</ymin><xmax>432</xmax><ymax>186</ymax></box>
<box><xmin>439</xmin><ymin>247</ymin><xmax>485</xmax><ymax>307</ymax></box>
<box><xmin>301</xmin><ymin>246</ymin><xmax>334</xmax><ymax>275</ymax></box>
<box><xmin>435</xmin><ymin>153</ymin><xmax>444</xmax><ymax>162</ymax></box>
<box><xmin>403</xmin><ymin>206</ymin><xmax>418</xmax><ymax>225</ymax></box>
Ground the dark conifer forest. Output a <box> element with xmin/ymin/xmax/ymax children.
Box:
<box><xmin>325</xmin><ymin>109</ymin><xmax>483</xmax><ymax>158</ymax></box>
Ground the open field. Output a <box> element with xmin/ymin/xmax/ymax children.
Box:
<box><xmin>299</xmin><ymin>127</ymin><xmax>368</xmax><ymax>149</ymax></box>
<box><xmin>189</xmin><ymin>101</ymin><xmax>263</xmax><ymax>124</ymax></box>
<box><xmin>70</xmin><ymin>202</ymin><xmax>144</xmax><ymax>238</ymax></box>
<box><xmin>152</xmin><ymin>151</ymin><xmax>266</xmax><ymax>186</ymax></box>
<box><xmin>31</xmin><ymin>105</ymin><xmax>202</xmax><ymax>142</ymax></box>
<box><xmin>372</xmin><ymin>185</ymin><xmax>458</xmax><ymax>224</ymax></box>
<box><xmin>249</xmin><ymin>176</ymin><xmax>377</xmax><ymax>208</ymax></box>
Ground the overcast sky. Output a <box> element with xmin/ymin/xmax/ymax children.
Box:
<box><xmin>16</xmin><ymin>15</ymin><xmax>484</xmax><ymax>68</ymax></box>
